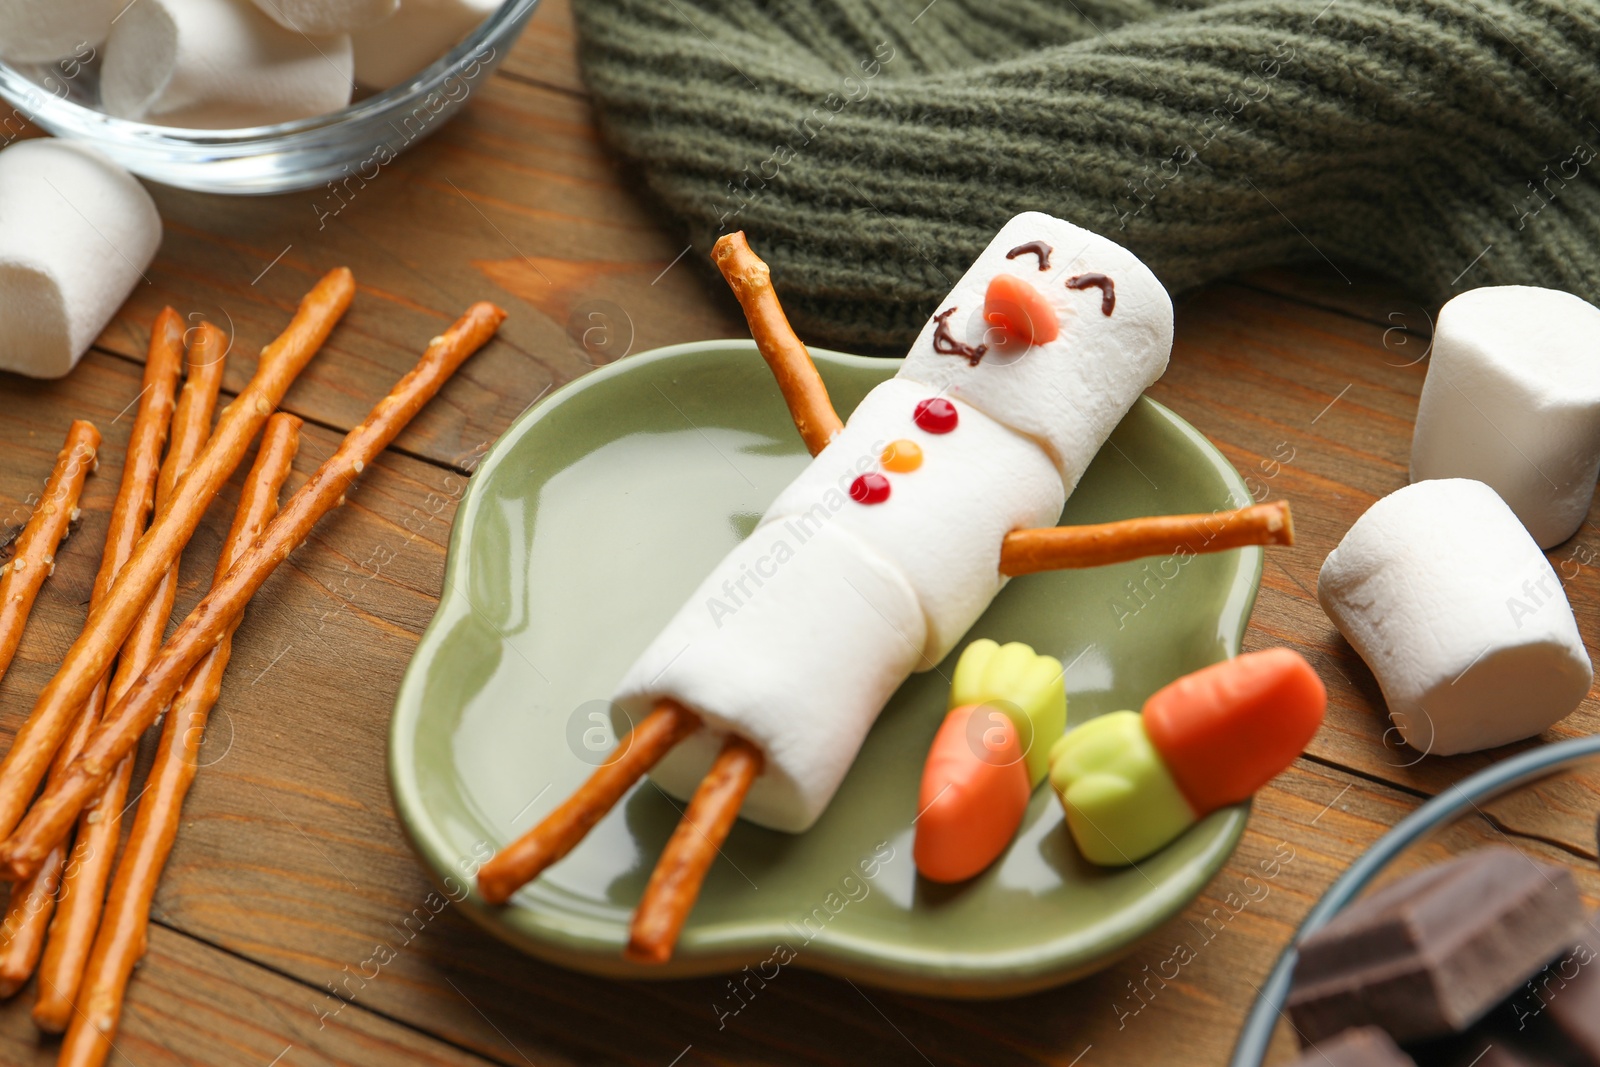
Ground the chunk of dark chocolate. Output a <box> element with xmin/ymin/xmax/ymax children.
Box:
<box><xmin>1284</xmin><ymin>1027</ymin><xmax>1416</xmax><ymax>1067</ymax></box>
<box><xmin>1542</xmin><ymin>939</ymin><xmax>1600</xmax><ymax>1065</ymax></box>
<box><xmin>1288</xmin><ymin>847</ymin><xmax>1586</xmax><ymax>1044</ymax></box>
<box><xmin>1404</xmin><ymin>935</ymin><xmax>1600</xmax><ymax>1067</ymax></box>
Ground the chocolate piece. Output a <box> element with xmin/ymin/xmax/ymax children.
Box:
<box><xmin>1420</xmin><ymin>1040</ymin><xmax>1554</xmax><ymax>1067</ymax></box>
<box><xmin>1522</xmin><ymin>936</ymin><xmax>1600</xmax><ymax>1066</ymax></box>
<box><xmin>1288</xmin><ymin>847</ymin><xmax>1586</xmax><ymax>1045</ymax></box>
<box><xmin>1404</xmin><ymin>936</ymin><xmax>1599</xmax><ymax>1067</ymax></box>
<box><xmin>1284</xmin><ymin>1027</ymin><xmax>1416</xmax><ymax>1067</ymax></box>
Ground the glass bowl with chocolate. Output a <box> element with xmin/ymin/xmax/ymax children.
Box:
<box><xmin>0</xmin><ymin>0</ymin><xmax>536</xmax><ymax>194</ymax></box>
<box><xmin>1232</xmin><ymin>733</ymin><xmax>1600</xmax><ymax>1067</ymax></box>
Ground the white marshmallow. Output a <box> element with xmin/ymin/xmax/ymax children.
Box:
<box><xmin>0</xmin><ymin>0</ymin><xmax>114</xmax><ymax>62</ymax></box>
<box><xmin>614</xmin><ymin>521</ymin><xmax>926</xmax><ymax>833</ymax></box>
<box><xmin>1410</xmin><ymin>285</ymin><xmax>1600</xmax><ymax>548</ymax></box>
<box><xmin>102</xmin><ymin>0</ymin><xmax>353</xmax><ymax>130</ymax></box>
<box><xmin>897</xmin><ymin>210</ymin><xmax>1173</xmax><ymax>490</ymax></box>
<box><xmin>352</xmin><ymin>0</ymin><xmax>497</xmax><ymax>88</ymax></box>
<box><xmin>762</xmin><ymin>379</ymin><xmax>1064</xmax><ymax>663</ymax></box>
<box><xmin>249</xmin><ymin>0</ymin><xmax>394</xmax><ymax>34</ymax></box>
<box><xmin>0</xmin><ymin>140</ymin><xmax>160</xmax><ymax>380</ymax></box>
<box><xmin>1318</xmin><ymin>479</ymin><xmax>1591</xmax><ymax>756</ymax></box>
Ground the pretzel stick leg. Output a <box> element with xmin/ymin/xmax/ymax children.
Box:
<box><xmin>477</xmin><ymin>699</ymin><xmax>700</xmax><ymax>905</ymax></box>
<box><xmin>0</xmin><ymin>321</ymin><xmax>182</xmax><ymax>995</ymax></box>
<box><xmin>625</xmin><ymin>735</ymin><xmax>762</xmax><ymax>965</ymax></box>
<box><xmin>0</xmin><ymin>302</ymin><xmax>507</xmax><ymax>880</ymax></box>
<box><xmin>32</xmin><ymin>334</ymin><xmax>228</xmax><ymax>1032</ymax></box>
<box><xmin>58</xmin><ymin>415</ymin><xmax>299</xmax><ymax>1067</ymax></box>
<box><xmin>998</xmin><ymin>500</ymin><xmax>1294</xmax><ymax>577</ymax></box>
<box><xmin>0</xmin><ymin>270</ymin><xmax>353</xmax><ymax>844</ymax></box>
<box><xmin>712</xmin><ymin>232</ymin><xmax>842</xmax><ymax>456</ymax></box>
<box><xmin>0</xmin><ymin>420</ymin><xmax>100</xmax><ymax>683</ymax></box>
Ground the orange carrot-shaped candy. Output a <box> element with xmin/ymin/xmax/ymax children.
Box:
<box><xmin>1049</xmin><ymin>649</ymin><xmax>1325</xmax><ymax>866</ymax></box>
<box><xmin>913</xmin><ymin>705</ymin><xmax>1030</xmax><ymax>884</ymax></box>
<box><xmin>1142</xmin><ymin>647</ymin><xmax>1327</xmax><ymax>813</ymax></box>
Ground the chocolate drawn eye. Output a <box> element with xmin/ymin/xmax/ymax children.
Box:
<box><xmin>1004</xmin><ymin>241</ymin><xmax>1052</xmax><ymax>270</ymax></box>
<box><xmin>1065</xmin><ymin>273</ymin><xmax>1115</xmax><ymax>316</ymax></box>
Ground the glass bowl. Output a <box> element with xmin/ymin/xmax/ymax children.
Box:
<box><xmin>1231</xmin><ymin>734</ymin><xmax>1600</xmax><ymax>1066</ymax></box>
<box><xmin>0</xmin><ymin>0</ymin><xmax>539</xmax><ymax>194</ymax></box>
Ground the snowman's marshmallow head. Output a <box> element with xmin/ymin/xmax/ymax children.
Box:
<box><xmin>895</xmin><ymin>212</ymin><xmax>1174</xmax><ymax>492</ymax></box>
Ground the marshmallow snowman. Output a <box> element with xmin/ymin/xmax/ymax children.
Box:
<box><xmin>0</xmin><ymin>140</ymin><xmax>161</xmax><ymax>380</ymax></box>
<box><xmin>102</xmin><ymin>0</ymin><xmax>354</xmax><ymax>130</ymax></box>
<box><xmin>614</xmin><ymin>212</ymin><xmax>1174</xmax><ymax>832</ymax></box>
<box><xmin>1319</xmin><ymin>478</ymin><xmax>1591</xmax><ymax>756</ymax></box>
<box><xmin>1411</xmin><ymin>286</ymin><xmax>1600</xmax><ymax>548</ymax></box>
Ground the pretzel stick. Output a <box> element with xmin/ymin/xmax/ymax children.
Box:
<box><xmin>58</xmin><ymin>415</ymin><xmax>299</xmax><ymax>1065</ymax></box>
<box><xmin>477</xmin><ymin>699</ymin><xmax>700</xmax><ymax>905</ymax></box>
<box><xmin>33</xmin><ymin>331</ymin><xmax>227</xmax><ymax>1032</ymax></box>
<box><xmin>0</xmin><ymin>301</ymin><xmax>506</xmax><ymax>879</ymax></box>
<box><xmin>626</xmin><ymin>735</ymin><xmax>762</xmax><ymax>964</ymax></box>
<box><xmin>46</xmin><ymin>310</ymin><xmax>186</xmax><ymax>784</ymax></box>
<box><xmin>0</xmin><ymin>420</ymin><xmax>100</xmax><ymax>683</ymax></box>
<box><xmin>998</xmin><ymin>500</ymin><xmax>1295</xmax><ymax>577</ymax></box>
<box><xmin>0</xmin><ymin>269</ymin><xmax>353</xmax><ymax>844</ymax></box>
<box><xmin>0</xmin><ymin>318</ymin><xmax>183</xmax><ymax>997</ymax></box>
<box><xmin>712</xmin><ymin>232</ymin><xmax>842</xmax><ymax>456</ymax></box>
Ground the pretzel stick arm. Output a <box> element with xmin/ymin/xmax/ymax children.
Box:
<box><xmin>625</xmin><ymin>735</ymin><xmax>762</xmax><ymax>965</ymax></box>
<box><xmin>477</xmin><ymin>699</ymin><xmax>700</xmax><ymax>905</ymax></box>
<box><xmin>33</xmin><ymin>331</ymin><xmax>228</xmax><ymax>1033</ymax></box>
<box><xmin>999</xmin><ymin>500</ymin><xmax>1294</xmax><ymax>577</ymax></box>
<box><xmin>712</xmin><ymin>233</ymin><xmax>842</xmax><ymax>456</ymax></box>
<box><xmin>0</xmin><ymin>301</ymin><xmax>506</xmax><ymax>881</ymax></box>
<box><xmin>0</xmin><ymin>419</ymin><xmax>100</xmax><ymax>682</ymax></box>
<box><xmin>0</xmin><ymin>269</ymin><xmax>353</xmax><ymax>843</ymax></box>
<box><xmin>58</xmin><ymin>414</ymin><xmax>299</xmax><ymax>1066</ymax></box>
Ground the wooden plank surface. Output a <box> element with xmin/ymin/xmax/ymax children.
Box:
<box><xmin>0</xmin><ymin>4</ymin><xmax>1596</xmax><ymax>1066</ymax></box>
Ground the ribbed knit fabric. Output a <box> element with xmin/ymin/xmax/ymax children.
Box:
<box><xmin>570</xmin><ymin>0</ymin><xmax>1600</xmax><ymax>348</ymax></box>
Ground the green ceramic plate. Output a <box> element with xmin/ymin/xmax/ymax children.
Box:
<box><xmin>389</xmin><ymin>340</ymin><xmax>1262</xmax><ymax>998</ymax></box>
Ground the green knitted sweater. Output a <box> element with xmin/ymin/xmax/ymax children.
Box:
<box><xmin>571</xmin><ymin>0</ymin><xmax>1600</xmax><ymax>348</ymax></box>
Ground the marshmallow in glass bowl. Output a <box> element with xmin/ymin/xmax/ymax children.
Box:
<box><xmin>102</xmin><ymin>0</ymin><xmax>354</xmax><ymax>129</ymax></box>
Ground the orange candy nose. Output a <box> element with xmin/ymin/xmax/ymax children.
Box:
<box><xmin>1142</xmin><ymin>648</ymin><xmax>1326</xmax><ymax>816</ymax></box>
<box><xmin>984</xmin><ymin>274</ymin><xmax>1060</xmax><ymax>346</ymax></box>
<box><xmin>913</xmin><ymin>705</ymin><xmax>1031</xmax><ymax>884</ymax></box>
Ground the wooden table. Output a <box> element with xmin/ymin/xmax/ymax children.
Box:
<box><xmin>2</xmin><ymin>4</ymin><xmax>1596</xmax><ymax>1065</ymax></box>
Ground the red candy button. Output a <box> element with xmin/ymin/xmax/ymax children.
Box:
<box><xmin>849</xmin><ymin>472</ymin><xmax>891</xmax><ymax>505</ymax></box>
<box><xmin>913</xmin><ymin>398</ymin><xmax>958</xmax><ymax>434</ymax></box>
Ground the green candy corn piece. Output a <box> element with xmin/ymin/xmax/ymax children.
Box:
<box><xmin>1047</xmin><ymin>711</ymin><xmax>1196</xmax><ymax>867</ymax></box>
<box><xmin>950</xmin><ymin>638</ymin><xmax>1067</xmax><ymax>788</ymax></box>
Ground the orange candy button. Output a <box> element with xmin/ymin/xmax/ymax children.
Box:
<box><xmin>881</xmin><ymin>439</ymin><xmax>923</xmax><ymax>472</ymax></box>
<box><xmin>913</xmin><ymin>704</ymin><xmax>1031</xmax><ymax>883</ymax></box>
<box><xmin>984</xmin><ymin>274</ymin><xmax>1060</xmax><ymax>346</ymax></box>
<box><xmin>1142</xmin><ymin>648</ymin><xmax>1327</xmax><ymax>816</ymax></box>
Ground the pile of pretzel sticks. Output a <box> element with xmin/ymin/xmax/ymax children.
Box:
<box><xmin>0</xmin><ymin>269</ymin><xmax>505</xmax><ymax>1066</ymax></box>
